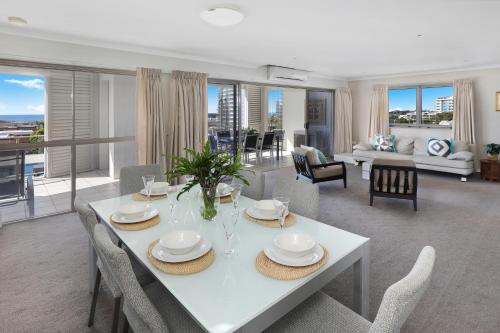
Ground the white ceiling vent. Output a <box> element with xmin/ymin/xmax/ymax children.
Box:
<box><xmin>267</xmin><ymin>65</ymin><xmax>309</xmax><ymax>82</ymax></box>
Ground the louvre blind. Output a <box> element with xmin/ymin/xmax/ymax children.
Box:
<box><xmin>247</xmin><ymin>85</ymin><xmax>262</xmax><ymax>130</ymax></box>
<box><xmin>45</xmin><ymin>71</ymin><xmax>96</xmax><ymax>177</ymax></box>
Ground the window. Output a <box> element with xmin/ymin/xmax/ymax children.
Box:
<box><xmin>388</xmin><ymin>88</ymin><xmax>417</xmax><ymax>125</ymax></box>
<box><xmin>388</xmin><ymin>85</ymin><xmax>453</xmax><ymax>127</ymax></box>
<box><xmin>267</xmin><ymin>89</ymin><xmax>283</xmax><ymax>130</ymax></box>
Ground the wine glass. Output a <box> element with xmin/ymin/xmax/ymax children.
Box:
<box><xmin>142</xmin><ymin>175</ymin><xmax>155</xmax><ymax>207</ymax></box>
<box><xmin>273</xmin><ymin>196</ymin><xmax>290</xmax><ymax>231</ymax></box>
<box><xmin>184</xmin><ymin>174</ymin><xmax>195</xmax><ymax>199</ymax></box>
<box><xmin>167</xmin><ymin>191</ymin><xmax>177</xmax><ymax>224</ymax></box>
<box><xmin>222</xmin><ymin>209</ymin><xmax>240</xmax><ymax>259</ymax></box>
<box><xmin>230</xmin><ymin>183</ymin><xmax>242</xmax><ymax>210</ymax></box>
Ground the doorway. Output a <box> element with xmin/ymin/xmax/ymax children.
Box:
<box><xmin>305</xmin><ymin>89</ymin><xmax>334</xmax><ymax>156</ymax></box>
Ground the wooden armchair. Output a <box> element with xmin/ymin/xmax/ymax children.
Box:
<box><xmin>291</xmin><ymin>151</ymin><xmax>347</xmax><ymax>187</ymax></box>
<box><xmin>370</xmin><ymin>158</ymin><xmax>418</xmax><ymax>211</ymax></box>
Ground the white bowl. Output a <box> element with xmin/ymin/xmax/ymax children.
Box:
<box><xmin>150</xmin><ymin>181</ymin><xmax>169</xmax><ymax>195</ymax></box>
<box><xmin>217</xmin><ymin>183</ymin><xmax>233</xmax><ymax>196</ymax></box>
<box><xmin>254</xmin><ymin>200</ymin><xmax>277</xmax><ymax>214</ymax></box>
<box><xmin>273</xmin><ymin>233</ymin><xmax>316</xmax><ymax>258</ymax></box>
<box><xmin>118</xmin><ymin>203</ymin><xmax>148</xmax><ymax>219</ymax></box>
<box><xmin>159</xmin><ymin>230</ymin><xmax>201</xmax><ymax>255</ymax></box>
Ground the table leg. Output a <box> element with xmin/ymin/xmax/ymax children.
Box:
<box><xmin>276</xmin><ymin>139</ymin><xmax>280</xmax><ymax>161</ymax></box>
<box><xmin>353</xmin><ymin>241</ymin><xmax>370</xmax><ymax>319</ymax></box>
<box><xmin>89</xmin><ymin>239</ymin><xmax>97</xmax><ymax>293</ymax></box>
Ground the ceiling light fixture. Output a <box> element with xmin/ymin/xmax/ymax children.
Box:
<box><xmin>200</xmin><ymin>7</ymin><xmax>244</xmax><ymax>27</ymax></box>
<box><xmin>8</xmin><ymin>16</ymin><xmax>28</xmax><ymax>26</ymax></box>
<box><xmin>417</xmin><ymin>34</ymin><xmax>423</xmax><ymax>37</ymax></box>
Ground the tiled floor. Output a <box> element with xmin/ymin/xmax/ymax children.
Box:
<box><xmin>0</xmin><ymin>170</ymin><xmax>119</xmax><ymax>224</ymax></box>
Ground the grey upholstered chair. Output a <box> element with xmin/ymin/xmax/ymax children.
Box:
<box><xmin>119</xmin><ymin>164</ymin><xmax>165</xmax><ymax>195</ymax></box>
<box><xmin>272</xmin><ymin>177</ymin><xmax>319</xmax><ymax>220</ymax></box>
<box><xmin>266</xmin><ymin>246</ymin><xmax>436</xmax><ymax>333</ymax></box>
<box><xmin>93</xmin><ymin>224</ymin><xmax>203</xmax><ymax>333</ymax></box>
<box><xmin>238</xmin><ymin>169</ymin><xmax>265</xmax><ymax>201</ymax></box>
<box><xmin>74</xmin><ymin>197</ymin><xmax>152</xmax><ymax>333</ymax></box>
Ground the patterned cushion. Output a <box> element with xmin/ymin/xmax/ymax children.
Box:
<box><xmin>371</xmin><ymin>134</ymin><xmax>396</xmax><ymax>152</ymax></box>
<box><xmin>315</xmin><ymin>149</ymin><xmax>328</xmax><ymax>164</ymax></box>
<box><xmin>427</xmin><ymin>138</ymin><xmax>452</xmax><ymax>157</ymax></box>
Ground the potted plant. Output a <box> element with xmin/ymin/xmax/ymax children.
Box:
<box><xmin>485</xmin><ymin>143</ymin><xmax>500</xmax><ymax>161</ymax></box>
<box><xmin>168</xmin><ymin>141</ymin><xmax>249</xmax><ymax>221</ymax></box>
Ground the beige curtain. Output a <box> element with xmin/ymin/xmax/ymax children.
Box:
<box><xmin>166</xmin><ymin>70</ymin><xmax>208</xmax><ymax>172</ymax></box>
<box><xmin>368</xmin><ymin>84</ymin><xmax>389</xmax><ymax>139</ymax></box>
<box><xmin>452</xmin><ymin>79</ymin><xmax>475</xmax><ymax>144</ymax></box>
<box><xmin>334</xmin><ymin>87</ymin><xmax>353</xmax><ymax>154</ymax></box>
<box><xmin>136</xmin><ymin>68</ymin><xmax>167</xmax><ymax>169</ymax></box>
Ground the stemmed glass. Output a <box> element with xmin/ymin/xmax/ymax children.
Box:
<box><xmin>273</xmin><ymin>196</ymin><xmax>290</xmax><ymax>231</ymax></box>
<box><xmin>230</xmin><ymin>183</ymin><xmax>242</xmax><ymax>210</ymax></box>
<box><xmin>184</xmin><ymin>174</ymin><xmax>195</xmax><ymax>201</ymax></box>
<box><xmin>167</xmin><ymin>191</ymin><xmax>178</xmax><ymax>224</ymax></box>
<box><xmin>141</xmin><ymin>175</ymin><xmax>155</xmax><ymax>208</ymax></box>
<box><xmin>222</xmin><ymin>209</ymin><xmax>239</xmax><ymax>259</ymax></box>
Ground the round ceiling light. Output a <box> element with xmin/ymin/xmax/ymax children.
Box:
<box><xmin>200</xmin><ymin>7</ymin><xmax>244</xmax><ymax>27</ymax></box>
<box><xmin>8</xmin><ymin>16</ymin><xmax>28</xmax><ymax>26</ymax></box>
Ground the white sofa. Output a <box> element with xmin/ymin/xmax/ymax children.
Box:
<box><xmin>353</xmin><ymin>137</ymin><xmax>474</xmax><ymax>177</ymax></box>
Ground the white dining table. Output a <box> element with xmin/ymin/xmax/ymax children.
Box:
<box><xmin>89</xmin><ymin>189</ymin><xmax>370</xmax><ymax>333</ymax></box>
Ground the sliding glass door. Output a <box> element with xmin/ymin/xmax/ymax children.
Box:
<box><xmin>305</xmin><ymin>89</ymin><xmax>334</xmax><ymax>156</ymax></box>
<box><xmin>207</xmin><ymin>82</ymin><xmax>240</xmax><ymax>154</ymax></box>
<box><xmin>0</xmin><ymin>63</ymin><xmax>135</xmax><ymax>224</ymax></box>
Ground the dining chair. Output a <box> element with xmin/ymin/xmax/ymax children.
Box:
<box><xmin>259</xmin><ymin>132</ymin><xmax>275</xmax><ymax>159</ymax></box>
<box><xmin>265</xmin><ymin>246</ymin><xmax>436</xmax><ymax>333</ymax></box>
<box><xmin>238</xmin><ymin>169</ymin><xmax>265</xmax><ymax>201</ymax></box>
<box><xmin>119</xmin><ymin>164</ymin><xmax>165</xmax><ymax>195</ymax></box>
<box><xmin>272</xmin><ymin>178</ymin><xmax>319</xmax><ymax>220</ymax></box>
<box><xmin>92</xmin><ymin>224</ymin><xmax>203</xmax><ymax>333</ymax></box>
<box><xmin>75</xmin><ymin>197</ymin><xmax>153</xmax><ymax>333</ymax></box>
<box><xmin>242</xmin><ymin>133</ymin><xmax>260</xmax><ymax>162</ymax></box>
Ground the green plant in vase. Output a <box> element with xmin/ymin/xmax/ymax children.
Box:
<box><xmin>485</xmin><ymin>143</ymin><xmax>500</xmax><ymax>161</ymax></box>
<box><xmin>167</xmin><ymin>141</ymin><xmax>249</xmax><ymax>221</ymax></box>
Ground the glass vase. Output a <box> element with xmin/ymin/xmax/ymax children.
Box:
<box><xmin>200</xmin><ymin>185</ymin><xmax>218</xmax><ymax>221</ymax></box>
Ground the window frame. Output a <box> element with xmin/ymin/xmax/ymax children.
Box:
<box><xmin>388</xmin><ymin>83</ymin><xmax>453</xmax><ymax>129</ymax></box>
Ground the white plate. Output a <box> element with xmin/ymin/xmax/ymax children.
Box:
<box><xmin>140</xmin><ymin>188</ymin><xmax>168</xmax><ymax>196</ymax></box>
<box><xmin>152</xmin><ymin>237</ymin><xmax>212</xmax><ymax>263</ymax></box>
<box><xmin>246</xmin><ymin>206</ymin><xmax>289</xmax><ymax>221</ymax></box>
<box><xmin>264</xmin><ymin>244</ymin><xmax>324</xmax><ymax>267</ymax></box>
<box><xmin>111</xmin><ymin>208</ymin><xmax>159</xmax><ymax>224</ymax></box>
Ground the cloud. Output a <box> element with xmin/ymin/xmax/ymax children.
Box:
<box><xmin>27</xmin><ymin>104</ymin><xmax>45</xmax><ymax>114</ymax></box>
<box><xmin>4</xmin><ymin>78</ymin><xmax>44</xmax><ymax>90</ymax></box>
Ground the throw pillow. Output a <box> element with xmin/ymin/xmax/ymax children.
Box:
<box><xmin>371</xmin><ymin>134</ymin><xmax>396</xmax><ymax>152</ymax></box>
<box><xmin>395</xmin><ymin>137</ymin><xmax>415</xmax><ymax>155</ymax></box>
<box><xmin>427</xmin><ymin>138</ymin><xmax>452</xmax><ymax>157</ymax></box>
<box><xmin>315</xmin><ymin>149</ymin><xmax>328</xmax><ymax>164</ymax></box>
<box><xmin>300</xmin><ymin>145</ymin><xmax>321</xmax><ymax>165</ymax></box>
<box><xmin>447</xmin><ymin>151</ymin><xmax>474</xmax><ymax>161</ymax></box>
<box><xmin>452</xmin><ymin>140</ymin><xmax>470</xmax><ymax>153</ymax></box>
<box><xmin>353</xmin><ymin>143</ymin><xmax>373</xmax><ymax>151</ymax></box>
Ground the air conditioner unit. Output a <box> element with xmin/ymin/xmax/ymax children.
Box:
<box><xmin>267</xmin><ymin>65</ymin><xmax>308</xmax><ymax>82</ymax></box>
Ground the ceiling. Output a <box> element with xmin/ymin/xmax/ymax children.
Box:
<box><xmin>1</xmin><ymin>0</ymin><xmax>499</xmax><ymax>80</ymax></box>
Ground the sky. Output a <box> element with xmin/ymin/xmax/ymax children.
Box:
<box><xmin>0</xmin><ymin>74</ymin><xmax>45</xmax><ymax>115</ymax></box>
<box><xmin>268</xmin><ymin>89</ymin><xmax>282</xmax><ymax>114</ymax></box>
<box><xmin>208</xmin><ymin>85</ymin><xmax>219</xmax><ymax>114</ymax></box>
<box><xmin>389</xmin><ymin>86</ymin><xmax>453</xmax><ymax>111</ymax></box>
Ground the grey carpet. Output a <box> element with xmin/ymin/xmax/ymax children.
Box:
<box><xmin>1</xmin><ymin>165</ymin><xmax>500</xmax><ymax>332</ymax></box>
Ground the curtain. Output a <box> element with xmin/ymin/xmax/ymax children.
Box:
<box><xmin>368</xmin><ymin>84</ymin><xmax>389</xmax><ymax>139</ymax></box>
<box><xmin>166</xmin><ymin>70</ymin><xmax>208</xmax><ymax>173</ymax></box>
<box><xmin>452</xmin><ymin>79</ymin><xmax>475</xmax><ymax>144</ymax></box>
<box><xmin>135</xmin><ymin>68</ymin><xmax>167</xmax><ymax>169</ymax></box>
<box><xmin>333</xmin><ymin>87</ymin><xmax>353</xmax><ymax>154</ymax></box>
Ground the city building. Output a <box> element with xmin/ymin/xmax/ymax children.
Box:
<box><xmin>435</xmin><ymin>96</ymin><xmax>454</xmax><ymax>113</ymax></box>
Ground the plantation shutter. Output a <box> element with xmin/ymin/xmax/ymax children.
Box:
<box><xmin>247</xmin><ymin>85</ymin><xmax>262</xmax><ymax>130</ymax></box>
<box><xmin>45</xmin><ymin>71</ymin><xmax>96</xmax><ymax>177</ymax></box>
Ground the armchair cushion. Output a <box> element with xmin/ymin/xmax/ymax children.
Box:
<box><xmin>313</xmin><ymin>165</ymin><xmax>343</xmax><ymax>179</ymax></box>
<box><xmin>300</xmin><ymin>145</ymin><xmax>322</xmax><ymax>165</ymax></box>
<box><xmin>353</xmin><ymin>143</ymin><xmax>373</xmax><ymax>151</ymax></box>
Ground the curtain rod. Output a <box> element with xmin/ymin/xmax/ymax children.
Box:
<box><xmin>0</xmin><ymin>58</ymin><xmax>136</xmax><ymax>76</ymax></box>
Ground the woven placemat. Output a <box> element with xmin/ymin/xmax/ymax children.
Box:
<box><xmin>111</xmin><ymin>215</ymin><xmax>160</xmax><ymax>231</ymax></box>
<box><xmin>132</xmin><ymin>193</ymin><xmax>167</xmax><ymax>201</ymax></box>
<box><xmin>256</xmin><ymin>246</ymin><xmax>329</xmax><ymax>280</ymax></box>
<box><xmin>147</xmin><ymin>240</ymin><xmax>215</xmax><ymax>275</ymax></box>
<box><xmin>220</xmin><ymin>195</ymin><xmax>232</xmax><ymax>204</ymax></box>
<box><xmin>244</xmin><ymin>209</ymin><xmax>296</xmax><ymax>228</ymax></box>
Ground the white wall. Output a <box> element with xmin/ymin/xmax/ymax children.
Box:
<box><xmin>349</xmin><ymin>68</ymin><xmax>500</xmax><ymax>159</ymax></box>
<box><xmin>0</xmin><ymin>33</ymin><xmax>347</xmax><ymax>89</ymax></box>
<box><xmin>282</xmin><ymin>88</ymin><xmax>306</xmax><ymax>152</ymax></box>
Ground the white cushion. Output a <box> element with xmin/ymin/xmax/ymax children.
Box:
<box><xmin>413</xmin><ymin>138</ymin><xmax>428</xmax><ymax>156</ymax></box>
<box><xmin>414</xmin><ymin>155</ymin><xmax>473</xmax><ymax>169</ymax></box>
<box><xmin>447</xmin><ymin>151</ymin><xmax>474</xmax><ymax>161</ymax></box>
<box><xmin>353</xmin><ymin>150</ymin><xmax>414</xmax><ymax>161</ymax></box>
<box><xmin>353</xmin><ymin>143</ymin><xmax>373</xmax><ymax>151</ymax></box>
<box><xmin>395</xmin><ymin>137</ymin><xmax>414</xmax><ymax>155</ymax></box>
<box><xmin>453</xmin><ymin>140</ymin><xmax>470</xmax><ymax>153</ymax></box>
<box><xmin>313</xmin><ymin>165</ymin><xmax>343</xmax><ymax>178</ymax></box>
<box><xmin>300</xmin><ymin>145</ymin><xmax>321</xmax><ymax>165</ymax></box>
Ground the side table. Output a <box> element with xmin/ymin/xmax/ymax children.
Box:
<box><xmin>480</xmin><ymin>159</ymin><xmax>500</xmax><ymax>182</ymax></box>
